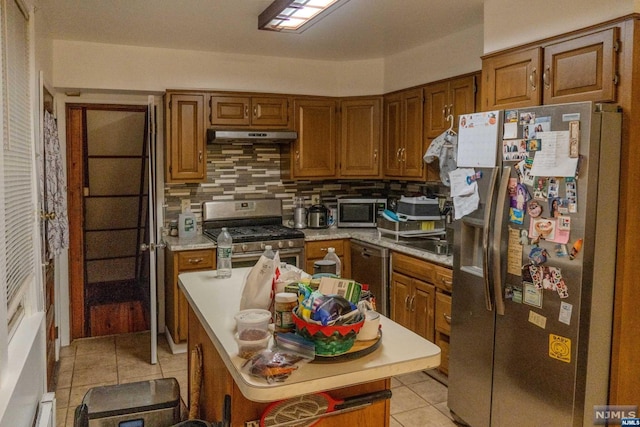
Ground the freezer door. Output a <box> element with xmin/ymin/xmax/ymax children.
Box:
<box><xmin>448</xmin><ymin>166</ymin><xmax>501</xmax><ymax>427</ymax></box>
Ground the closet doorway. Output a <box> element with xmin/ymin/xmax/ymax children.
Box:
<box><xmin>67</xmin><ymin>104</ymin><xmax>150</xmax><ymax>338</ymax></box>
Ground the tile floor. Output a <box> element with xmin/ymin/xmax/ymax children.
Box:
<box><xmin>53</xmin><ymin>331</ymin><xmax>457</xmax><ymax>427</ymax></box>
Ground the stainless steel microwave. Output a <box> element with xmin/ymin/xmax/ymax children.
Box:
<box><xmin>337</xmin><ymin>198</ymin><xmax>387</xmax><ymax>228</ymax></box>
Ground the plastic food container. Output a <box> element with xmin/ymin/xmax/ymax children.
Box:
<box><xmin>235</xmin><ymin>309</ymin><xmax>272</xmax><ymax>332</ymax></box>
<box><xmin>235</xmin><ymin>329</ymin><xmax>271</xmax><ymax>359</ymax></box>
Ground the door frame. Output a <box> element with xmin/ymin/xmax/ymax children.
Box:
<box><xmin>66</xmin><ymin>103</ymin><xmax>148</xmax><ymax>339</ymax></box>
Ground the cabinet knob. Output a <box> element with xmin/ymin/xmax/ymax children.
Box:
<box><xmin>373</xmin><ymin>149</ymin><xmax>378</xmax><ymax>161</ymax></box>
<box><xmin>443</xmin><ymin>313</ymin><xmax>452</xmax><ymax>324</ymax></box>
<box><xmin>530</xmin><ymin>68</ymin><xmax>537</xmax><ymax>91</ymax></box>
<box><xmin>188</xmin><ymin>258</ymin><xmax>204</xmax><ymax>264</ymax></box>
<box><xmin>244</xmin><ymin>105</ymin><xmax>249</xmax><ymax>118</ymax></box>
<box><xmin>543</xmin><ymin>65</ymin><xmax>550</xmax><ymax>89</ymax></box>
<box><xmin>199</xmin><ymin>151</ymin><xmax>203</xmax><ymax>161</ymax></box>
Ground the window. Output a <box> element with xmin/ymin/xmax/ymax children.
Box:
<box><xmin>1</xmin><ymin>0</ymin><xmax>34</xmax><ymax>353</ymax></box>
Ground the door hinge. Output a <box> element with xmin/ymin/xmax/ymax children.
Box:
<box><xmin>54</xmin><ymin>326</ymin><xmax>59</xmax><ymax>339</ymax></box>
<box><xmin>614</xmin><ymin>39</ymin><xmax>621</xmax><ymax>53</ymax></box>
<box><xmin>613</xmin><ymin>73</ymin><xmax>620</xmax><ymax>86</ymax></box>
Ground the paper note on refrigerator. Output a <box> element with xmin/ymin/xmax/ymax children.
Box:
<box><xmin>530</xmin><ymin>131</ymin><xmax>579</xmax><ymax>177</ymax></box>
<box><xmin>508</xmin><ymin>228</ymin><xmax>523</xmax><ymax>276</ymax></box>
<box><xmin>457</xmin><ymin>111</ymin><xmax>500</xmax><ymax>168</ymax></box>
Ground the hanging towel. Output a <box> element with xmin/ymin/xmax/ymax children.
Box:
<box><xmin>424</xmin><ymin>130</ymin><xmax>457</xmax><ymax>186</ymax></box>
<box><xmin>42</xmin><ymin>110</ymin><xmax>69</xmax><ymax>259</ymax></box>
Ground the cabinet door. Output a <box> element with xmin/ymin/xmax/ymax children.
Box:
<box><xmin>251</xmin><ymin>96</ymin><xmax>291</xmax><ymax>127</ymax></box>
<box><xmin>390</xmin><ymin>272</ymin><xmax>412</xmax><ymax>330</ymax></box>
<box><xmin>166</xmin><ymin>93</ymin><xmax>206</xmax><ymax>182</ymax></box>
<box><xmin>482</xmin><ymin>47</ymin><xmax>543</xmax><ymax>110</ymax></box>
<box><xmin>401</xmin><ymin>88</ymin><xmax>425</xmax><ymax>179</ymax></box>
<box><xmin>209</xmin><ymin>95</ymin><xmax>250</xmax><ymax>126</ymax></box>
<box><xmin>543</xmin><ymin>28</ymin><xmax>618</xmax><ymax>104</ymax></box>
<box><xmin>304</xmin><ymin>239</ymin><xmax>350</xmax><ymax>278</ymax></box>
<box><xmin>383</xmin><ymin>93</ymin><xmax>403</xmax><ymax>177</ymax></box>
<box><xmin>435</xmin><ymin>291</ymin><xmax>452</xmax><ymax>334</ymax></box>
<box><xmin>339</xmin><ymin>98</ymin><xmax>382</xmax><ymax>178</ymax></box>
<box><xmin>424</xmin><ymin>81</ymin><xmax>449</xmax><ymax>139</ymax></box>
<box><xmin>449</xmin><ymin>75</ymin><xmax>477</xmax><ymax>131</ymax></box>
<box><xmin>292</xmin><ymin>98</ymin><xmax>337</xmax><ymax>178</ymax></box>
<box><xmin>411</xmin><ymin>280</ymin><xmax>435</xmax><ymax>342</ymax></box>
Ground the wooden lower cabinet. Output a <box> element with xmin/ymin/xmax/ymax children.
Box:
<box><xmin>90</xmin><ymin>301</ymin><xmax>147</xmax><ymax>337</ymax></box>
<box><xmin>305</xmin><ymin>239</ymin><xmax>351</xmax><ymax>278</ymax></box>
<box><xmin>187</xmin><ymin>306</ymin><xmax>392</xmax><ymax>426</ymax></box>
<box><xmin>166</xmin><ymin>248</ymin><xmax>215</xmax><ymax>344</ymax></box>
<box><xmin>390</xmin><ymin>251</ymin><xmax>452</xmax><ymax>375</ymax></box>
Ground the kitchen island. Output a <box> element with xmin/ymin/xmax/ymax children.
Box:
<box><xmin>179</xmin><ymin>267</ymin><xmax>441</xmax><ymax>426</ymax></box>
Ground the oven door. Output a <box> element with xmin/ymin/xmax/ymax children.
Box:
<box><xmin>231</xmin><ymin>248</ymin><xmax>305</xmax><ymax>269</ymax></box>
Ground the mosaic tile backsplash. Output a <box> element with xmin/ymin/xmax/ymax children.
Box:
<box><xmin>163</xmin><ymin>144</ymin><xmax>446</xmax><ymax>232</ymax></box>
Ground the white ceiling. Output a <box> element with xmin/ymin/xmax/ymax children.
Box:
<box><xmin>38</xmin><ymin>0</ymin><xmax>485</xmax><ymax>61</ymax></box>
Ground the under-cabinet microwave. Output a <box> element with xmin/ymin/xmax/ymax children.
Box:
<box><xmin>337</xmin><ymin>198</ymin><xmax>387</xmax><ymax>228</ymax></box>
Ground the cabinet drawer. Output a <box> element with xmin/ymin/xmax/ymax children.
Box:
<box><xmin>306</xmin><ymin>240</ymin><xmax>346</xmax><ymax>258</ymax></box>
<box><xmin>434</xmin><ymin>265</ymin><xmax>453</xmax><ymax>292</ymax></box>
<box><xmin>435</xmin><ymin>292</ymin><xmax>452</xmax><ymax>334</ymax></box>
<box><xmin>178</xmin><ymin>249</ymin><xmax>215</xmax><ymax>270</ymax></box>
<box><xmin>436</xmin><ymin>332</ymin><xmax>450</xmax><ymax>375</ymax></box>
<box><xmin>391</xmin><ymin>252</ymin><xmax>435</xmax><ymax>282</ymax></box>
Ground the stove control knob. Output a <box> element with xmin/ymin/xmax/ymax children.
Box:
<box><xmin>260</xmin><ymin>243</ymin><xmax>266</xmax><ymax>250</ymax></box>
<box><xmin>288</xmin><ymin>240</ymin><xmax>295</xmax><ymax>248</ymax></box>
<box><xmin>278</xmin><ymin>241</ymin><xmax>285</xmax><ymax>249</ymax></box>
<box><xmin>241</xmin><ymin>244</ymin><xmax>248</xmax><ymax>252</ymax></box>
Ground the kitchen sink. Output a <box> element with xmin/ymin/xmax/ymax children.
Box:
<box><xmin>398</xmin><ymin>238</ymin><xmax>451</xmax><ymax>255</ymax></box>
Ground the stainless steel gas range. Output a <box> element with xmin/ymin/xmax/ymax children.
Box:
<box><xmin>202</xmin><ymin>199</ymin><xmax>305</xmax><ymax>268</ymax></box>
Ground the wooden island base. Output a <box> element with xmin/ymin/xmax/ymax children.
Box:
<box><xmin>188</xmin><ymin>307</ymin><xmax>391</xmax><ymax>426</ymax></box>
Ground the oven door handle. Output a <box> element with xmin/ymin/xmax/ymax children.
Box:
<box><xmin>231</xmin><ymin>248</ymin><xmax>303</xmax><ymax>260</ymax></box>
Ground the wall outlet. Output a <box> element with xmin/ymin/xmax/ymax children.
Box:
<box><xmin>311</xmin><ymin>194</ymin><xmax>321</xmax><ymax>205</ymax></box>
<box><xmin>181</xmin><ymin>199</ymin><xmax>191</xmax><ymax>213</ymax></box>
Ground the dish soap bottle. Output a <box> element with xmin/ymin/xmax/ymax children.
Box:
<box><xmin>323</xmin><ymin>247</ymin><xmax>341</xmax><ymax>278</ymax></box>
<box><xmin>178</xmin><ymin>209</ymin><xmax>197</xmax><ymax>238</ymax></box>
<box><xmin>217</xmin><ymin>227</ymin><xmax>232</xmax><ymax>278</ymax></box>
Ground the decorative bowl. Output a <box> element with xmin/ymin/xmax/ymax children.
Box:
<box><xmin>292</xmin><ymin>308</ymin><xmax>364</xmax><ymax>356</ymax></box>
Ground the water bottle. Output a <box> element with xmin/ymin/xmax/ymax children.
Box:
<box><xmin>262</xmin><ymin>245</ymin><xmax>275</xmax><ymax>260</ymax></box>
<box><xmin>323</xmin><ymin>247</ymin><xmax>341</xmax><ymax>278</ymax></box>
<box><xmin>217</xmin><ymin>227</ymin><xmax>232</xmax><ymax>278</ymax></box>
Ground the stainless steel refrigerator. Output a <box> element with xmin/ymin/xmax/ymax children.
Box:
<box><xmin>447</xmin><ymin>102</ymin><xmax>622</xmax><ymax>426</ymax></box>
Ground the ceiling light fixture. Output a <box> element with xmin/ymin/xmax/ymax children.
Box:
<box><xmin>258</xmin><ymin>0</ymin><xmax>350</xmax><ymax>33</ymax></box>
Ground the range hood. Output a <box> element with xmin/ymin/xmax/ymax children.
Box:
<box><xmin>207</xmin><ymin>129</ymin><xmax>297</xmax><ymax>144</ymax></box>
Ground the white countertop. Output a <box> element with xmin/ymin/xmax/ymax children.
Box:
<box><xmin>178</xmin><ymin>267</ymin><xmax>441</xmax><ymax>402</ymax></box>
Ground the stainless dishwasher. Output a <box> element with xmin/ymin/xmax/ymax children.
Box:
<box><xmin>350</xmin><ymin>240</ymin><xmax>389</xmax><ymax>316</ymax></box>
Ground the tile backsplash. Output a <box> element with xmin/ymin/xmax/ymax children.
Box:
<box><xmin>163</xmin><ymin>144</ymin><xmax>446</xmax><ymax>232</ymax></box>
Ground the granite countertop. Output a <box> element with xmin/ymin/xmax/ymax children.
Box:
<box><xmin>178</xmin><ymin>267</ymin><xmax>441</xmax><ymax>402</ymax></box>
<box><xmin>164</xmin><ymin>227</ymin><xmax>453</xmax><ymax>268</ymax></box>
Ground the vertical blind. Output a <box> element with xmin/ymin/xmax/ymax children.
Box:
<box><xmin>2</xmin><ymin>0</ymin><xmax>33</xmax><ymax>329</ymax></box>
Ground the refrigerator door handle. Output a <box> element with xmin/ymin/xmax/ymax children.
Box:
<box><xmin>491</xmin><ymin>166</ymin><xmax>511</xmax><ymax>316</ymax></box>
<box><xmin>482</xmin><ymin>166</ymin><xmax>500</xmax><ymax>311</ymax></box>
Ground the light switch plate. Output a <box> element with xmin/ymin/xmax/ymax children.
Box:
<box><xmin>311</xmin><ymin>194</ymin><xmax>321</xmax><ymax>205</ymax></box>
<box><xmin>181</xmin><ymin>199</ymin><xmax>191</xmax><ymax>213</ymax></box>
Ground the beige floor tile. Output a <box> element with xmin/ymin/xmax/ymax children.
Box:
<box><xmin>65</xmin><ymin>406</ymin><xmax>77</xmax><ymax>427</ymax></box>
<box><xmin>116</xmin><ymin>331</ymin><xmax>151</xmax><ymax>350</ymax></box>
<box><xmin>55</xmin><ymin>407</ymin><xmax>67</xmax><ymax>427</ymax></box>
<box><xmin>394</xmin><ymin>370</ymin><xmax>432</xmax><ymax>386</ymax></box>
<box><xmin>159</xmin><ymin>352</ymin><xmax>188</xmax><ymax>374</ymax></box>
<box><xmin>59</xmin><ymin>345</ymin><xmax>76</xmax><ymax>359</ymax></box>
<box><xmin>392</xmin><ymin>405</ymin><xmax>458</xmax><ymax>427</ymax></box>
<box><xmin>74</xmin><ymin>336</ymin><xmax>116</xmax><ymax>356</ymax></box>
<box><xmin>391</xmin><ymin>376</ymin><xmax>403</xmax><ymax>388</ymax></box>
<box><xmin>433</xmin><ymin>401</ymin><xmax>454</xmax><ymax>420</ymax></box>
<box><xmin>118</xmin><ymin>373</ymin><xmax>164</xmax><ymax>385</ymax></box>
<box><xmin>390</xmin><ymin>416</ymin><xmax>403</xmax><ymax>427</ymax></box>
<box><xmin>55</xmin><ymin>387</ymin><xmax>71</xmax><ymax>409</ymax></box>
<box><xmin>164</xmin><ymin>369</ymin><xmax>188</xmax><ymax>404</ymax></box>
<box><xmin>407</xmin><ymin>378</ymin><xmax>448</xmax><ymax>405</ymax></box>
<box><xmin>117</xmin><ymin>348</ymin><xmax>153</xmax><ymax>365</ymax></box>
<box><xmin>118</xmin><ymin>360</ymin><xmax>163</xmax><ymax>383</ymax></box>
<box><xmin>68</xmin><ymin>381</ymin><xmax>118</xmax><ymax>408</ymax></box>
<box><xmin>72</xmin><ymin>365</ymin><xmax>118</xmax><ymax>387</ymax></box>
<box><xmin>58</xmin><ymin>356</ymin><xmax>75</xmax><ymax>374</ymax></box>
<box><xmin>74</xmin><ymin>350</ymin><xmax>117</xmax><ymax>370</ymax></box>
<box><xmin>57</xmin><ymin>367</ymin><xmax>73</xmax><ymax>389</ymax></box>
<box><xmin>390</xmin><ymin>385</ymin><xmax>429</xmax><ymax>415</ymax></box>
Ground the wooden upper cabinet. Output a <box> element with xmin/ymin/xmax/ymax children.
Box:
<box><xmin>482</xmin><ymin>26</ymin><xmax>620</xmax><ymax>109</ymax></box>
<box><xmin>291</xmin><ymin>98</ymin><xmax>337</xmax><ymax>179</ymax></box>
<box><xmin>424</xmin><ymin>74</ymin><xmax>477</xmax><ymax>138</ymax></box>
<box><xmin>383</xmin><ymin>93</ymin><xmax>403</xmax><ymax>177</ymax></box>
<box><xmin>165</xmin><ymin>92</ymin><xmax>206</xmax><ymax>183</ymax></box>
<box><xmin>209</xmin><ymin>94</ymin><xmax>291</xmax><ymax>128</ymax></box>
<box><xmin>542</xmin><ymin>27</ymin><xmax>618</xmax><ymax>104</ymax></box>
<box><xmin>482</xmin><ymin>47</ymin><xmax>543</xmax><ymax>110</ymax></box>
<box><xmin>339</xmin><ymin>97</ymin><xmax>382</xmax><ymax>178</ymax></box>
<box><xmin>383</xmin><ymin>88</ymin><xmax>424</xmax><ymax>179</ymax></box>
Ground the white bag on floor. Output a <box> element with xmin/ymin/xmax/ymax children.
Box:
<box><xmin>239</xmin><ymin>251</ymin><xmax>280</xmax><ymax>311</ymax></box>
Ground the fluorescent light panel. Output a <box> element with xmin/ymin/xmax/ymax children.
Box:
<box><xmin>258</xmin><ymin>0</ymin><xmax>348</xmax><ymax>33</ymax></box>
